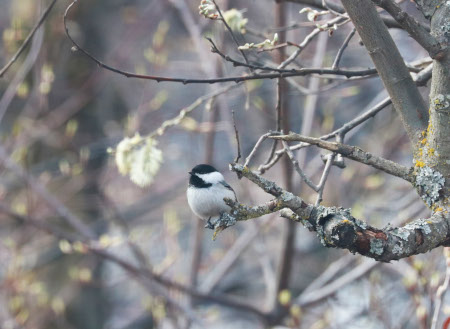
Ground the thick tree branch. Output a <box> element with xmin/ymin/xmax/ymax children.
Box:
<box><xmin>270</xmin><ymin>134</ymin><xmax>414</xmax><ymax>183</ymax></box>
<box><xmin>214</xmin><ymin>164</ymin><xmax>450</xmax><ymax>262</ymax></box>
<box><xmin>371</xmin><ymin>0</ymin><xmax>443</xmax><ymax>58</ymax></box>
<box><xmin>426</xmin><ymin>3</ymin><xmax>450</xmax><ymax>197</ymax></box>
<box><xmin>340</xmin><ymin>0</ymin><xmax>428</xmax><ymax>148</ymax></box>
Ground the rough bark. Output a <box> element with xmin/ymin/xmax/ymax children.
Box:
<box><xmin>214</xmin><ymin>165</ymin><xmax>450</xmax><ymax>262</ymax></box>
<box><xmin>371</xmin><ymin>0</ymin><xmax>442</xmax><ymax>58</ymax></box>
<box><xmin>425</xmin><ymin>3</ymin><xmax>450</xmax><ymax>199</ymax></box>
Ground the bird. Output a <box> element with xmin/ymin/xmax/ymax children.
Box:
<box><xmin>187</xmin><ymin>164</ymin><xmax>237</xmax><ymax>229</ymax></box>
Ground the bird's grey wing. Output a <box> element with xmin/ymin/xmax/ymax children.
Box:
<box><xmin>219</xmin><ymin>180</ymin><xmax>237</xmax><ymax>201</ymax></box>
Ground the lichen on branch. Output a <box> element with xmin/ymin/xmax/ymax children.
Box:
<box><xmin>211</xmin><ymin>164</ymin><xmax>450</xmax><ymax>261</ymax></box>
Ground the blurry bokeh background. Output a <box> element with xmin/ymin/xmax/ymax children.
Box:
<box><xmin>0</xmin><ymin>0</ymin><xmax>445</xmax><ymax>328</ymax></box>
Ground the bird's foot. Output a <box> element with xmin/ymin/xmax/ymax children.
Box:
<box><xmin>205</xmin><ymin>217</ymin><xmax>215</xmax><ymax>230</ymax></box>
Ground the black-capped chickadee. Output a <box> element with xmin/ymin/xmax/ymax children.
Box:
<box><xmin>187</xmin><ymin>164</ymin><xmax>237</xmax><ymax>229</ymax></box>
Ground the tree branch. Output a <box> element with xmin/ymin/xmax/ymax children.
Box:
<box><xmin>214</xmin><ymin>164</ymin><xmax>450</xmax><ymax>262</ymax></box>
<box><xmin>63</xmin><ymin>0</ymin><xmax>377</xmax><ymax>84</ymax></box>
<box><xmin>282</xmin><ymin>0</ymin><xmax>430</xmax><ymax>31</ymax></box>
<box><xmin>0</xmin><ymin>0</ymin><xmax>58</xmax><ymax>77</ymax></box>
<box><xmin>340</xmin><ymin>0</ymin><xmax>428</xmax><ymax>148</ymax></box>
<box><xmin>270</xmin><ymin>134</ymin><xmax>414</xmax><ymax>183</ymax></box>
<box><xmin>371</xmin><ymin>0</ymin><xmax>444</xmax><ymax>58</ymax></box>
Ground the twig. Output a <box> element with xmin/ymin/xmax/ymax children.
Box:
<box><xmin>0</xmin><ymin>0</ymin><xmax>58</xmax><ymax>77</ymax></box>
<box><xmin>149</xmin><ymin>84</ymin><xmax>239</xmax><ymax>138</ymax></box>
<box><xmin>255</xmin><ymin>60</ymin><xmax>432</xmax><ymax>174</ymax></box>
<box><xmin>64</xmin><ymin>2</ymin><xmax>378</xmax><ymax>84</ymax></box>
<box><xmin>63</xmin><ymin>4</ymin><xmax>376</xmax><ymax>84</ymax></box>
<box><xmin>314</xmin><ymin>153</ymin><xmax>336</xmax><ymax>205</ymax></box>
<box><xmin>231</xmin><ymin>108</ymin><xmax>242</xmax><ymax>163</ymax></box>
<box><xmin>282</xmin><ymin>140</ymin><xmax>318</xmax><ymax>191</ymax></box>
<box><xmin>431</xmin><ymin>248</ymin><xmax>450</xmax><ymax>329</ymax></box>
<box><xmin>322</xmin><ymin>0</ymin><xmax>349</xmax><ymax>18</ymax></box>
<box><xmin>285</xmin><ymin>0</ymin><xmax>431</xmax><ymax>31</ymax></box>
<box><xmin>278</xmin><ymin>16</ymin><xmax>348</xmax><ymax>69</ymax></box>
<box><xmin>0</xmin><ymin>20</ymin><xmax>45</xmax><ymax>124</ymax></box>
<box><xmin>268</xmin><ymin>19</ymin><xmax>336</xmax><ymax>33</ymax></box>
<box><xmin>301</xmin><ymin>254</ymin><xmax>355</xmax><ymax>294</ymax></box>
<box><xmin>211</xmin><ymin>0</ymin><xmax>251</xmax><ymax>67</ymax></box>
<box><xmin>296</xmin><ymin>259</ymin><xmax>380</xmax><ymax>306</ymax></box>
<box><xmin>207</xmin><ymin>38</ymin><xmax>300</xmax><ymax>73</ymax></box>
<box><xmin>334</xmin><ymin>97</ymin><xmax>392</xmax><ymax>138</ymax></box>
<box><xmin>0</xmin><ymin>145</ymin><xmax>95</xmax><ymax>238</ymax></box>
<box><xmin>270</xmin><ymin>134</ymin><xmax>414</xmax><ymax>182</ymax></box>
<box><xmin>331</xmin><ymin>28</ymin><xmax>356</xmax><ymax>69</ymax></box>
<box><xmin>243</xmin><ymin>132</ymin><xmax>279</xmax><ymax>167</ymax></box>
<box><xmin>199</xmin><ymin>220</ymin><xmax>273</xmax><ymax>293</ymax></box>
<box><xmin>0</xmin><ymin>203</ymin><xmax>267</xmax><ymax>320</ymax></box>
<box><xmin>371</xmin><ymin>0</ymin><xmax>443</xmax><ymax>58</ymax></box>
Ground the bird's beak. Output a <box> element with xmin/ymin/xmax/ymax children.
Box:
<box><xmin>188</xmin><ymin>171</ymin><xmax>192</xmax><ymax>175</ymax></box>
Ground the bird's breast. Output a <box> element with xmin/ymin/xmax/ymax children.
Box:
<box><xmin>187</xmin><ymin>185</ymin><xmax>235</xmax><ymax>220</ymax></box>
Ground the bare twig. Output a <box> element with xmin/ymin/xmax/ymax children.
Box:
<box><xmin>0</xmin><ymin>202</ymin><xmax>268</xmax><ymax>320</ymax></box>
<box><xmin>231</xmin><ymin>108</ymin><xmax>242</xmax><ymax>163</ymax></box>
<box><xmin>0</xmin><ymin>21</ymin><xmax>44</xmax><ymax>123</ymax></box>
<box><xmin>149</xmin><ymin>84</ymin><xmax>239</xmax><ymax>138</ymax></box>
<box><xmin>314</xmin><ymin>153</ymin><xmax>336</xmax><ymax>205</ymax></box>
<box><xmin>278</xmin><ymin>16</ymin><xmax>348</xmax><ymax>69</ymax></box>
<box><xmin>271</xmin><ymin>134</ymin><xmax>414</xmax><ymax>182</ymax></box>
<box><xmin>0</xmin><ymin>0</ymin><xmax>58</xmax><ymax>77</ymax></box>
<box><xmin>301</xmin><ymin>254</ymin><xmax>355</xmax><ymax>294</ymax></box>
<box><xmin>273</xmin><ymin>2</ymin><xmax>297</xmax><ymax>309</ymax></box>
<box><xmin>331</xmin><ymin>27</ymin><xmax>356</xmax><ymax>70</ymax></box>
<box><xmin>0</xmin><ymin>145</ymin><xmax>95</xmax><ymax>238</ymax></box>
<box><xmin>297</xmin><ymin>259</ymin><xmax>380</xmax><ymax>306</ymax></box>
<box><xmin>282</xmin><ymin>140</ymin><xmax>318</xmax><ymax>191</ymax></box>
<box><xmin>207</xmin><ymin>38</ymin><xmax>302</xmax><ymax>73</ymax></box>
<box><xmin>211</xmin><ymin>0</ymin><xmax>251</xmax><ymax>67</ymax></box>
<box><xmin>63</xmin><ymin>3</ymin><xmax>376</xmax><ymax>84</ymax></box>
<box><xmin>255</xmin><ymin>61</ymin><xmax>432</xmax><ymax>175</ymax></box>
<box><xmin>285</xmin><ymin>0</ymin><xmax>431</xmax><ymax>31</ymax></box>
<box><xmin>244</xmin><ymin>132</ymin><xmax>279</xmax><ymax>167</ymax></box>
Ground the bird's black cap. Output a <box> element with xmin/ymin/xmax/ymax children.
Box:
<box><xmin>189</xmin><ymin>164</ymin><xmax>217</xmax><ymax>175</ymax></box>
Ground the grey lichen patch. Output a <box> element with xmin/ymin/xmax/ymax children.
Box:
<box><xmin>442</xmin><ymin>22</ymin><xmax>450</xmax><ymax>37</ymax></box>
<box><xmin>316</xmin><ymin>206</ymin><xmax>351</xmax><ymax>220</ymax></box>
<box><xmin>214</xmin><ymin>212</ymin><xmax>237</xmax><ymax>229</ymax></box>
<box><xmin>392</xmin><ymin>243</ymin><xmax>404</xmax><ymax>255</ymax></box>
<box><xmin>433</xmin><ymin>94</ymin><xmax>450</xmax><ymax>111</ymax></box>
<box><xmin>404</xmin><ymin>218</ymin><xmax>432</xmax><ymax>234</ymax></box>
<box><xmin>390</xmin><ymin>228</ymin><xmax>410</xmax><ymax>241</ymax></box>
<box><xmin>370</xmin><ymin>239</ymin><xmax>384</xmax><ymax>256</ymax></box>
<box><xmin>354</xmin><ymin>218</ymin><xmax>368</xmax><ymax>230</ymax></box>
<box><xmin>315</xmin><ymin>206</ymin><xmax>353</xmax><ymax>247</ymax></box>
<box><xmin>281</xmin><ymin>192</ymin><xmax>295</xmax><ymax>202</ymax></box>
<box><xmin>415</xmin><ymin>166</ymin><xmax>445</xmax><ymax>206</ymax></box>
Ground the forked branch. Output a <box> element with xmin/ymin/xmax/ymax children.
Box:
<box><xmin>270</xmin><ymin>133</ymin><xmax>414</xmax><ymax>183</ymax></box>
<box><xmin>212</xmin><ymin>164</ymin><xmax>449</xmax><ymax>262</ymax></box>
